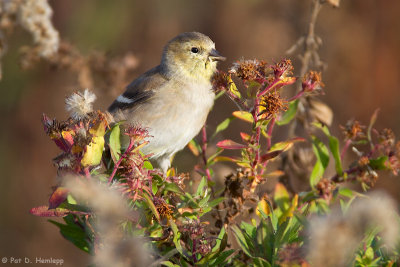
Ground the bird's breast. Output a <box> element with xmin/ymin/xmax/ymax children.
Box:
<box><xmin>140</xmin><ymin>81</ymin><xmax>215</xmax><ymax>158</ymax></box>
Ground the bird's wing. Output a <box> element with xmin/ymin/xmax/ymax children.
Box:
<box><xmin>108</xmin><ymin>65</ymin><xmax>169</xmax><ymax>112</ymax></box>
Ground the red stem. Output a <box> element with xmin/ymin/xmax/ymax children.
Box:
<box><xmin>340</xmin><ymin>139</ymin><xmax>352</xmax><ymax>161</ymax></box>
<box><xmin>108</xmin><ymin>138</ymin><xmax>134</xmax><ymax>184</ymax></box>
<box><xmin>257</xmin><ymin>78</ymin><xmax>280</xmax><ymax>97</ymax></box>
<box><xmin>251</xmin><ymin>98</ymin><xmax>261</xmax><ymax>175</ymax></box>
<box><xmin>288</xmin><ymin>90</ymin><xmax>304</xmax><ymax>102</ymax></box>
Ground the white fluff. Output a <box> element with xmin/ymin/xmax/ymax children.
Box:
<box><xmin>65</xmin><ymin>89</ymin><xmax>97</xmax><ymax>120</ymax></box>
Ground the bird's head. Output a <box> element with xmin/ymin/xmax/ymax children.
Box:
<box><xmin>161</xmin><ymin>32</ymin><xmax>225</xmax><ymax>83</ymax></box>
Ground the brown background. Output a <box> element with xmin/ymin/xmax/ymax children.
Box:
<box><xmin>1</xmin><ymin>0</ymin><xmax>399</xmax><ymax>266</ymax></box>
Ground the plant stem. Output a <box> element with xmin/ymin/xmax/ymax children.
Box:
<box><xmin>267</xmin><ymin>117</ymin><xmax>276</xmax><ymax>151</ymax></box>
<box><xmin>201</xmin><ymin>126</ymin><xmax>212</xmax><ymax>181</ymax></box>
<box><xmin>108</xmin><ymin>138</ymin><xmax>134</xmax><ymax>184</ymax></box>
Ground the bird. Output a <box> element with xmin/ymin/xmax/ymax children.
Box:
<box><xmin>108</xmin><ymin>32</ymin><xmax>225</xmax><ymax>173</ymax></box>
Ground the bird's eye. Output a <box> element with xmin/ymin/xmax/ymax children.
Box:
<box><xmin>191</xmin><ymin>47</ymin><xmax>199</xmax><ymax>53</ymax></box>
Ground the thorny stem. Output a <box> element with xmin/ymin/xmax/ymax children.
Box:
<box><xmin>108</xmin><ymin>137</ymin><xmax>135</xmax><ymax>184</ymax></box>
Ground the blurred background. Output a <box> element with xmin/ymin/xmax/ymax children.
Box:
<box><xmin>1</xmin><ymin>0</ymin><xmax>399</xmax><ymax>265</ymax></box>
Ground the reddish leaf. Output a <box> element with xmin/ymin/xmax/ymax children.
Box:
<box><xmin>216</xmin><ymin>139</ymin><xmax>247</xmax><ymax>150</ymax></box>
<box><xmin>240</xmin><ymin>132</ymin><xmax>251</xmax><ymax>142</ymax></box>
<box><xmin>49</xmin><ymin>187</ymin><xmax>69</xmax><ymax>209</ymax></box>
<box><xmin>260</xmin><ymin>150</ymin><xmax>283</xmax><ymax>163</ymax></box>
<box><xmin>29</xmin><ymin>206</ymin><xmax>88</xmax><ymax>217</ymax></box>
<box><xmin>30</xmin><ymin>206</ymin><xmax>69</xmax><ymax>217</ymax></box>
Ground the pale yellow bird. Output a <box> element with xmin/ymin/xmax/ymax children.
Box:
<box><xmin>108</xmin><ymin>32</ymin><xmax>225</xmax><ymax>172</ymax></box>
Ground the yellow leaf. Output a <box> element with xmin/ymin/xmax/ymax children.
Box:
<box><xmin>167</xmin><ymin>167</ymin><xmax>176</xmax><ymax>177</ymax></box>
<box><xmin>81</xmin><ymin>121</ymin><xmax>107</xmax><ymax>167</ymax></box>
<box><xmin>232</xmin><ymin>111</ymin><xmax>253</xmax><ymax>123</ymax></box>
<box><xmin>256</xmin><ymin>199</ymin><xmax>270</xmax><ymax>217</ymax></box>
<box><xmin>227</xmin><ymin>75</ymin><xmax>241</xmax><ymax>98</ymax></box>
<box><xmin>81</xmin><ymin>136</ymin><xmax>105</xmax><ymax>167</ymax></box>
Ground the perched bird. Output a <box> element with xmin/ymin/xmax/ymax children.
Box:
<box><xmin>108</xmin><ymin>32</ymin><xmax>225</xmax><ymax>172</ymax></box>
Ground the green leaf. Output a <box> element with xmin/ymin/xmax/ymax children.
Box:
<box><xmin>276</xmin><ymin>99</ymin><xmax>299</xmax><ymax>126</ymax></box>
<box><xmin>197</xmin><ymin>227</ymin><xmax>229</xmax><ymax>265</ymax></box>
<box><xmin>207</xmin><ymin>197</ymin><xmax>225</xmax><ymax>208</ymax></box>
<box><xmin>163</xmin><ymin>182</ymin><xmax>185</xmax><ymax>195</ymax></box>
<box><xmin>109</xmin><ymin>124</ymin><xmax>121</xmax><ymax>163</ymax></box>
<box><xmin>209</xmin><ymin>249</ymin><xmax>235</xmax><ymax>267</ymax></box>
<box><xmin>338</xmin><ymin>187</ymin><xmax>353</xmax><ymax>198</ymax></box>
<box><xmin>310</xmin><ymin>135</ymin><xmax>329</xmax><ymax>187</ymax></box>
<box><xmin>206</xmin><ymin>149</ymin><xmax>224</xmax><ymax>166</ymax></box>
<box><xmin>143</xmin><ymin>160</ymin><xmax>153</xmax><ymax>170</ymax></box>
<box><xmin>328</xmin><ymin>136</ymin><xmax>343</xmax><ymax>175</ymax></box>
<box><xmin>313</xmin><ymin>122</ymin><xmax>343</xmax><ymax>175</ymax></box>
<box><xmin>49</xmin><ymin>215</ymin><xmax>90</xmax><ymax>253</ymax></box>
<box><xmin>143</xmin><ymin>192</ymin><xmax>160</xmax><ymax>222</ymax></box>
<box><xmin>232</xmin><ymin>225</ymin><xmax>253</xmax><ymax>258</ymax></box>
<box><xmin>253</xmin><ymin>257</ymin><xmax>272</xmax><ymax>267</ymax></box>
<box><xmin>198</xmin><ymin>194</ymin><xmax>211</xmax><ymax>208</ymax></box>
<box><xmin>213</xmin><ymin>227</ymin><xmax>228</xmax><ymax>253</ymax></box>
<box><xmin>169</xmin><ymin>219</ymin><xmax>183</xmax><ymax>255</ymax></box>
<box><xmin>365</xmin><ymin>247</ymin><xmax>374</xmax><ymax>261</ymax></box>
<box><xmin>161</xmin><ymin>261</ymin><xmax>180</xmax><ymax>267</ymax></box>
<box><xmin>195</xmin><ymin>176</ymin><xmax>208</xmax><ymax>197</ymax></box>
<box><xmin>152</xmin><ymin>182</ymin><xmax>158</xmax><ymax>195</ymax></box>
<box><xmin>369</xmin><ymin>156</ymin><xmax>389</xmax><ymax>170</ymax></box>
<box><xmin>212</xmin><ymin>117</ymin><xmax>235</xmax><ymax>139</ymax></box>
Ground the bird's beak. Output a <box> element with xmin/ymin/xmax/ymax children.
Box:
<box><xmin>209</xmin><ymin>49</ymin><xmax>226</xmax><ymax>62</ymax></box>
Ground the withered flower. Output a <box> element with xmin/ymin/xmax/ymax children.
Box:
<box><xmin>230</xmin><ymin>59</ymin><xmax>269</xmax><ymax>83</ymax></box>
<box><xmin>271</xmin><ymin>59</ymin><xmax>293</xmax><ymax>79</ymax></box>
<box><xmin>302</xmin><ymin>70</ymin><xmax>325</xmax><ymax>93</ymax></box>
<box><xmin>379</xmin><ymin>128</ymin><xmax>396</xmax><ymax>147</ymax></box>
<box><xmin>196</xmin><ymin>239</ymin><xmax>212</xmax><ymax>256</ymax></box>
<box><xmin>358</xmin><ymin>156</ymin><xmax>370</xmax><ymax>167</ymax></box>
<box><xmin>258</xmin><ymin>91</ymin><xmax>288</xmax><ymax>119</ymax></box>
<box><xmin>357</xmin><ymin>170</ymin><xmax>378</xmax><ymax>188</ymax></box>
<box><xmin>316</xmin><ymin>178</ymin><xmax>336</xmax><ymax>201</ymax></box>
<box><xmin>212</xmin><ymin>70</ymin><xmax>229</xmax><ymax>92</ymax></box>
<box><xmin>386</xmin><ymin>141</ymin><xmax>400</xmax><ymax>175</ymax></box>
<box><xmin>341</xmin><ymin>120</ymin><xmax>365</xmax><ymax>140</ymax></box>
<box><xmin>153</xmin><ymin>197</ymin><xmax>173</xmax><ymax>219</ymax></box>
